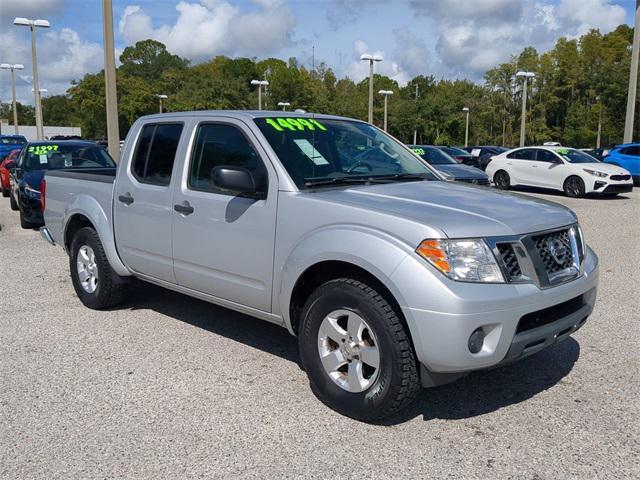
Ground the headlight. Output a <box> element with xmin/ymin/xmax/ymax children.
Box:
<box><xmin>583</xmin><ymin>168</ymin><xmax>608</xmax><ymax>178</ymax></box>
<box><xmin>416</xmin><ymin>239</ymin><xmax>504</xmax><ymax>283</ymax></box>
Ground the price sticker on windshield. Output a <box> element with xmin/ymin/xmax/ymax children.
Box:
<box><xmin>411</xmin><ymin>148</ymin><xmax>425</xmax><ymax>155</ymax></box>
<box><xmin>265</xmin><ymin>118</ymin><xmax>327</xmax><ymax>132</ymax></box>
<box><xmin>28</xmin><ymin>144</ymin><xmax>59</xmax><ymax>155</ymax></box>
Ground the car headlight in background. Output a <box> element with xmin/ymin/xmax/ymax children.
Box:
<box><xmin>416</xmin><ymin>239</ymin><xmax>504</xmax><ymax>283</ymax></box>
<box><xmin>583</xmin><ymin>168</ymin><xmax>608</xmax><ymax>178</ymax></box>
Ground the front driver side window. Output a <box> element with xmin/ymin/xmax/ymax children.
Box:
<box><xmin>188</xmin><ymin>123</ymin><xmax>268</xmax><ymax>196</ymax></box>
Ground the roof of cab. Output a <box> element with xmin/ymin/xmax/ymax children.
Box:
<box><xmin>137</xmin><ymin>110</ymin><xmax>358</xmax><ymax>123</ymax></box>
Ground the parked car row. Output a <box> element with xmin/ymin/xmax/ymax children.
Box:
<box><xmin>409</xmin><ymin>141</ymin><xmax>635</xmax><ymax>198</ymax></box>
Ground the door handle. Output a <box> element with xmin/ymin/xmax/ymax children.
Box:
<box><xmin>118</xmin><ymin>192</ymin><xmax>134</xmax><ymax>205</ymax></box>
<box><xmin>174</xmin><ymin>201</ymin><xmax>194</xmax><ymax>215</ymax></box>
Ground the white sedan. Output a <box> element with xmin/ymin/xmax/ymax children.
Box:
<box><xmin>486</xmin><ymin>146</ymin><xmax>634</xmax><ymax>198</ymax></box>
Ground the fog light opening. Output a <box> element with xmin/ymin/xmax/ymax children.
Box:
<box><xmin>468</xmin><ymin>328</ymin><xmax>485</xmax><ymax>354</ymax></box>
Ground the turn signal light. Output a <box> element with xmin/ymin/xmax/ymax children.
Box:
<box><xmin>416</xmin><ymin>239</ymin><xmax>451</xmax><ymax>274</ymax></box>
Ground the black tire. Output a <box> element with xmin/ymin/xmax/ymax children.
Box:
<box><xmin>298</xmin><ymin>278</ymin><xmax>420</xmax><ymax>421</ymax></box>
<box><xmin>493</xmin><ymin>170</ymin><xmax>510</xmax><ymax>190</ymax></box>
<box><xmin>19</xmin><ymin>209</ymin><xmax>36</xmax><ymax>229</ymax></box>
<box><xmin>69</xmin><ymin>226</ymin><xmax>127</xmax><ymax>309</ymax></box>
<box><xmin>563</xmin><ymin>176</ymin><xmax>585</xmax><ymax>198</ymax></box>
<box><xmin>2</xmin><ymin>187</ymin><xmax>9</xmax><ymax>198</ymax></box>
<box><xmin>9</xmin><ymin>190</ymin><xmax>19</xmax><ymax>211</ymax></box>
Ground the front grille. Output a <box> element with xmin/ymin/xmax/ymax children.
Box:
<box><xmin>517</xmin><ymin>294</ymin><xmax>586</xmax><ymax>333</ymax></box>
<box><xmin>497</xmin><ymin>243</ymin><xmax>522</xmax><ymax>280</ymax></box>
<box><xmin>610</xmin><ymin>174</ymin><xmax>631</xmax><ymax>181</ymax></box>
<box><xmin>531</xmin><ymin>229</ymin><xmax>573</xmax><ymax>275</ymax></box>
<box><xmin>458</xmin><ymin>178</ymin><xmax>490</xmax><ymax>185</ymax></box>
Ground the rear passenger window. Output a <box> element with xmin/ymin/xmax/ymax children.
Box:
<box><xmin>621</xmin><ymin>146</ymin><xmax>640</xmax><ymax>156</ymax></box>
<box><xmin>188</xmin><ymin>123</ymin><xmax>267</xmax><ymax>195</ymax></box>
<box><xmin>507</xmin><ymin>149</ymin><xmax>536</xmax><ymax>160</ymax></box>
<box><xmin>131</xmin><ymin>123</ymin><xmax>183</xmax><ymax>186</ymax></box>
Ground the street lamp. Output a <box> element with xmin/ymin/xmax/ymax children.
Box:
<box><xmin>515</xmin><ymin>71</ymin><xmax>535</xmax><ymax>147</ymax></box>
<box><xmin>596</xmin><ymin>96</ymin><xmax>603</xmax><ymax>149</ymax></box>
<box><xmin>277</xmin><ymin>101</ymin><xmax>291</xmax><ymax>111</ymax></box>
<box><xmin>462</xmin><ymin>107</ymin><xmax>470</xmax><ymax>147</ymax></box>
<box><xmin>14</xmin><ymin>17</ymin><xmax>50</xmax><ymax>140</ymax></box>
<box><xmin>156</xmin><ymin>94</ymin><xmax>168</xmax><ymax>113</ymax></box>
<box><xmin>360</xmin><ymin>53</ymin><xmax>383</xmax><ymax>124</ymax></box>
<box><xmin>378</xmin><ymin>90</ymin><xmax>393</xmax><ymax>131</ymax></box>
<box><xmin>0</xmin><ymin>63</ymin><xmax>25</xmax><ymax>134</ymax></box>
<box><xmin>623</xmin><ymin>2</ymin><xmax>640</xmax><ymax>143</ymax></box>
<box><xmin>251</xmin><ymin>80</ymin><xmax>269</xmax><ymax>110</ymax></box>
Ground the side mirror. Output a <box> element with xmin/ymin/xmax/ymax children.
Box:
<box><xmin>212</xmin><ymin>165</ymin><xmax>262</xmax><ymax>197</ymax></box>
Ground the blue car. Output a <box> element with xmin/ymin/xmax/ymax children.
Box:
<box><xmin>9</xmin><ymin>141</ymin><xmax>116</xmax><ymax>228</ymax></box>
<box><xmin>0</xmin><ymin>134</ymin><xmax>27</xmax><ymax>161</ymax></box>
<box><xmin>603</xmin><ymin>143</ymin><xmax>639</xmax><ymax>185</ymax></box>
<box><xmin>409</xmin><ymin>145</ymin><xmax>490</xmax><ymax>185</ymax></box>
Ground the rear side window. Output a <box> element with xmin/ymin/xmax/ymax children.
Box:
<box><xmin>188</xmin><ymin>123</ymin><xmax>267</xmax><ymax>195</ymax></box>
<box><xmin>620</xmin><ymin>146</ymin><xmax>640</xmax><ymax>156</ymax></box>
<box><xmin>507</xmin><ymin>148</ymin><xmax>536</xmax><ymax>160</ymax></box>
<box><xmin>131</xmin><ymin>123</ymin><xmax>183</xmax><ymax>185</ymax></box>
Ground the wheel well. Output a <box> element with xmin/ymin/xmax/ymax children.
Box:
<box><xmin>288</xmin><ymin>261</ymin><xmax>407</xmax><ymax>337</ymax></box>
<box><xmin>563</xmin><ymin>175</ymin><xmax>584</xmax><ymax>187</ymax></box>
<box><xmin>64</xmin><ymin>214</ymin><xmax>94</xmax><ymax>251</ymax></box>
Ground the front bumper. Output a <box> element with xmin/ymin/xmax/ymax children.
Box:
<box><xmin>589</xmin><ymin>179</ymin><xmax>633</xmax><ymax>194</ymax></box>
<box><xmin>391</xmin><ymin>246</ymin><xmax>599</xmax><ymax>373</ymax></box>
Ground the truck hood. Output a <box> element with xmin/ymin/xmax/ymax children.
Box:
<box><xmin>433</xmin><ymin>163</ymin><xmax>487</xmax><ymax>179</ymax></box>
<box><xmin>313</xmin><ymin>180</ymin><xmax>577</xmax><ymax>238</ymax></box>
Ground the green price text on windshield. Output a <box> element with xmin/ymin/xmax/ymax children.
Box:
<box><xmin>411</xmin><ymin>148</ymin><xmax>425</xmax><ymax>155</ymax></box>
<box><xmin>265</xmin><ymin>118</ymin><xmax>327</xmax><ymax>132</ymax></box>
<box><xmin>28</xmin><ymin>145</ymin><xmax>59</xmax><ymax>155</ymax></box>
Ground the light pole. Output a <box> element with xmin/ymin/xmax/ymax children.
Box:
<box><xmin>101</xmin><ymin>0</ymin><xmax>120</xmax><ymax>161</ymax></box>
<box><xmin>413</xmin><ymin>83</ymin><xmax>419</xmax><ymax>144</ymax></box>
<box><xmin>624</xmin><ymin>1</ymin><xmax>640</xmax><ymax>143</ymax></box>
<box><xmin>360</xmin><ymin>53</ymin><xmax>383</xmax><ymax>124</ymax></box>
<box><xmin>251</xmin><ymin>80</ymin><xmax>269</xmax><ymax>110</ymax></box>
<box><xmin>378</xmin><ymin>90</ymin><xmax>393</xmax><ymax>131</ymax></box>
<box><xmin>13</xmin><ymin>17</ymin><xmax>49</xmax><ymax>140</ymax></box>
<box><xmin>596</xmin><ymin>96</ymin><xmax>603</xmax><ymax>149</ymax></box>
<box><xmin>516</xmin><ymin>71</ymin><xmax>535</xmax><ymax>147</ymax></box>
<box><xmin>462</xmin><ymin>107</ymin><xmax>470</xmax><ymax>147</ymax></box>
<box><xmin>0</xmin><ymin>63</ymin><xmax>25</xmax><ymax>134</ymax></box>
<box><xmin>277</xmin><ymin>101</ymin><xmax>290</xmax><ymax>111</ymax></box>
<box><xmin>156</xmin><ymin>94</ymin><xmax>168</xmax><ymax>113</ymax></box>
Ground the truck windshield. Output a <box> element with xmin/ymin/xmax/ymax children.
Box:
<box><xmin>23</xmin><ymin>143</ymin><xmax>116</xmax><ymax>171</ymax></box>
<box><xmin>410</xmin><ymin>146</ymin><xmax>457</xmax><ymax>165</ymax></box>
<box><xmin>254</xmin><ymin>117</ymin><xmax>438</xmax><ymax>189</ymax></box>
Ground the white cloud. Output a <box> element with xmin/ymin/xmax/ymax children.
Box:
<box><xmin>410</xmin><ymin>0</ymin><xmax>627</xmax><ymax>79</ymax></box>
<box><xmin>118</xmin><ymin>0</ymin><xmax>295</xmax><ymax>61</ymax></box>
<box><xmin>0</xmin><ymin>27</ymin><xmax>102</xmax><ymax>105</ymax></box>
<box><xmin>347</xmin><ymin>40</ymin><xmax>407</xmax><ymax>85</ymax></box>
<box><xmin>0</xmin><ymin>0</ymin><xmax>63</xmax><ymax>21</ymax></box>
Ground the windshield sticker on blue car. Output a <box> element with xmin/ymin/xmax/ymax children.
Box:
<box><xmin>265</xmin><ymin>118</ymin><xmax>327</xmax><ymax>132</ymax></box>
<box><xmin>28</xmin><ymin>144</ymin><xmax>59</xmax><ymax>155</ymax></box>
<box><xmin>411</xmin><ymin>147</ymin><xmax>425</xmax><ymax>155</ymax></box>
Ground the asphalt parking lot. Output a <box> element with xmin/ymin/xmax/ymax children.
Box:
<box><xmin>1</xmin><ymin>188</ymin><xmax>638</xmax><ymax>479</ymax></box>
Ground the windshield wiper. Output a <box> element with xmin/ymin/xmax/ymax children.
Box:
<box><xmin>369</xmin><ymin>173</ymin><xmax>430</xmax><ymax>182</ymax></box>
<box><xmin>304</xmin><ymin>176</ymin><xmax>382</xmax><ymax>188</ymax></box>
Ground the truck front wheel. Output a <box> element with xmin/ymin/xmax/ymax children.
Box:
<box><xmin>70</xmin><ymin>227</ymin><xmax>127</xmax><ymax>309</ymax></box>
<box><xmin>298</xmin><ymin>278</ymin><xmax>420</xmax><ymax>421</ymax></box>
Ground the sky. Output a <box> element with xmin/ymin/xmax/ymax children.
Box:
<box><xmin>0</xmin><ymin>0</ymin><xmax>636</xmax><ymax>106</ymax></box>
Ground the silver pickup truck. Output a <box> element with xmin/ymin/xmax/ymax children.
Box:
<box><xmin>41</xmin><ymin>111</ymin><xmax>599</xmax><ymax>421</ymax></box>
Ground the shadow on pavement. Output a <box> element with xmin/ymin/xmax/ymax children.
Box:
<box><xmin>122</xmin><ymin>280</ymin><xmax>580</xmax><ymax>425</ymax></box>
<box><xmin>509</xmin><ymin>185</ymin><xmax>631</xmax><ymax>200</ymax></box>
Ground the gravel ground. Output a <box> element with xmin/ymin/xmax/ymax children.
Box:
<box><xmin>0</xmin><ymin>187</ymin><xmax>638</xmax><ymax>479</ymax></box>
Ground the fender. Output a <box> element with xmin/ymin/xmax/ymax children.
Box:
<box><xmin>276</xmin><ymin>224</ymin><xmax>416</xmax><ymax>333</ymax></box>
<box><xmin>63</xmin><ymin>193</ymin><xmax>131</xmax><ymax>277</ymax></box>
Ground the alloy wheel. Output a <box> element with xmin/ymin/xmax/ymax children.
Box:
<box><xmin>76</xmin><ymin>245</ymin><xmax>99</xmax><ymax>293</ymax></box>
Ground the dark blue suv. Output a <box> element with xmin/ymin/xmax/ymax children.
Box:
<box><xmin>603</xmin><ymin>143</ymin><xmax>639</xmax><ymax>185</ymax></box>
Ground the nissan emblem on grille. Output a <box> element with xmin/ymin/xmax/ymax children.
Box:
<box><xmin>547</xmin><ymin>237</ymin><xmax>568</xmax><ymax>265</ymax></box>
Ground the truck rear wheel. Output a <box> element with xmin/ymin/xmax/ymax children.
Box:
<box><xmin>70</xmin><ymin>227</ymin><xmax>127</xmax><ymax>309</ymax></box>
<box><xmin>298</xmin><ymin>278</ymin><xmax>420</xmax><ymax>422</ymax></box>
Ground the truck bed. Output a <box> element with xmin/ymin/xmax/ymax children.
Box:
<box><xmin>43</xmin><ymin>167</ymin><xmax>117</xmax><ymax>248</ymax></box>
